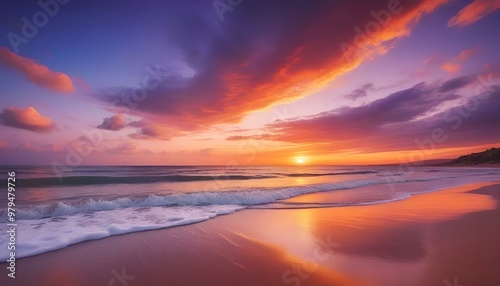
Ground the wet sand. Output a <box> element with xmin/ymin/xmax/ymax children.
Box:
<box><xmin>1</xmin><ymin>182</ymin><xmax>499</xmax><ymax>286</ymax></box>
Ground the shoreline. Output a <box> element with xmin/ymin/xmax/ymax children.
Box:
<box><xmin>1</xmin><ymin>182</ymin><xmax>499</xmax><ymax>285</ymax></box>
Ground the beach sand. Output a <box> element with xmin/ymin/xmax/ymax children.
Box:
<box><xmin>1</xmin><ymin>182</ymin><xmax>499</xmax><ymax>286</ymax></box>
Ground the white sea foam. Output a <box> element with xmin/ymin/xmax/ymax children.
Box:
<box><xmin>0</xmin><ymin>205</ymin><xmax>242</xmax><ymax>260</ymax></box>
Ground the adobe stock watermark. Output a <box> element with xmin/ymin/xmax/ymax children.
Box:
<box><xmin>51</xmin><ymin>64</ymin><xmax>170</xmax><ymax>181</ymax></box>
<box><xmin>213</xmin><ymin>0</ymin><xmax>244</xmax><ymax>22</ymax></box>
<box><xmin>108</xmin><ymin>267</ymin><xmax>135</xmax><ymax>286</ymax></box>
<box><xmin>339</xmin><ymin>0</ymin><xmax>410</xmax><ymax>61</ymax></box>
<box><xmin>282</xmin><ymin>235</ymin><xmax>340</xmax><ymax>286</ymax></box>
<box><xmin>7</xmin><ymin>0</ymin><xmax>71</xmax><ymax>53</ymax></box>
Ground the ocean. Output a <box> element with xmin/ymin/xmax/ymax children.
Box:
<box><xmin>1</xmin><ymin>165</ymin><xmax>499</xmax><ymax>260</ymax></box>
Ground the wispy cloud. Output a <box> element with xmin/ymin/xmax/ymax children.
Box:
<box><xmin>441</xmin><ymin>47</ymin><xmax>480</xmax><ymax>74</ymax></box>
<box><xmin>448</xmin><ymin>0</ymin><xmax>500</xmax><ymax>27</ymax></box>
<box><xmin>0</xmin><ymin>47</ymin><xmax>74</xmax><ymax>93</ymax></box>
<box><xmin>343</xmin><ymin>83</ymin><xmax>375</xmax><ymax>100</ymax></box>
<box><xmin>128</xmin><ymin>125</ymin><xmax>175</xmax><ymax>140</ymax></box>
<box><xmin>105</xmin><ymin>142</ymin><xmax>152</xmax><ymax>154</ymax></box>
<box><xmin>438</xmin><ymin>76</ymin><xmax>475</xmax><ymax>92</ymax></box>
<box><xmin>230</xmin><ymin>76</ymin><xmax>500</xmax><ymax>152</ymax></box>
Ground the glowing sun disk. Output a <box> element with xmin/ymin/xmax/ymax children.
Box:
<box><xmin>295</xmin><ymin>157</ymin><xmax>306</xmax><ymax>164</ymax></box>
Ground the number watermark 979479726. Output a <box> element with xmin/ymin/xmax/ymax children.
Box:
<box><xmin>6</xmin><ymin>171</ymin><xmax>17</xmax><ymax>279</ymax></box>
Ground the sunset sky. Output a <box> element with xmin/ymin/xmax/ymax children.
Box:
<box><xmin>1</xmin><ymin>0</ymin><xmax>499</xmax><ymax>165</ymax></box>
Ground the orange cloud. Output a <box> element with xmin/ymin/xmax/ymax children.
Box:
<box><xmin>236</xmin><ymin>0</ymin><xmax>450</xmax><ymax>124</ymax></box>
<box><xmin>448</xmin><ymin>0</ymin><xmax>500</xmax><ymax>27</ymax></box>
<box><xmin>456</xmin><ymin>47</ymin><xmax>481</xmax><ymax>61</ymax></box>
<box><xmin>0</xmin><ymin>47</ymin><xmax>74</xmax><ymax>93</ymax></box>
<box><xmin>441</xmin><ymin>61</ymin><xmax>461</xmax><ymax>74</ymax></box>
<box><xmin>0</xmin><ymin>106</ymin><xmax>55</xmax><ymax>132</ymax></box>
<box><xmin>440</xmin><ymin>47</ymin><xmax>480</xmax><ymax>74</ymax></box>
<box><xmin>128</xmin><ymin>125</ymin><xmax>175</xmax><ymax>140</ymax></box>
<box><xmin>96</xmin><ymin>0</ymin><xmax>448</xmax><ymax>134</ymax></box>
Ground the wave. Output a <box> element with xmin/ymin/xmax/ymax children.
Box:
<box><xmin>17</xmin><ymin>174</ymin><xmax>277</xmax><ymax>187</ymax></box>
<box><xmin>281</xmin><ymin>170</ymin><xmax>378</xmax><ymax>177</ymax></box>
<box><xmin>17</xmin><ymin>170</ymin><xmax>379</xmax><ymax>187</ymax></box>
<box><xmin>2</xmin><ymin>176</ymin><xmax>436</xmax><ymax>221</ymax></box>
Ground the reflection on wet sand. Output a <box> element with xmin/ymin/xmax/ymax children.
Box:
<box><xmin>299</xmin><ymin>182</ymin><xmax>500</xmax><ymax>285</ymax></box>
<box><xmin>227</xmin><ymin>182</ymin><xmax>499</xmax><ymax>285</ymax></box>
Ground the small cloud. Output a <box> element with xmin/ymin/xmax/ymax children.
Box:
<box><xmin>343</xmin><ymin>83</ymin><xmax>375</xmax><ymax>100</ymax></box>
<box><xmin>0</xmin><ymin>106</ymin><xmax>55</xmax><ymax>132</ymax></box>
<box><xmin>97</xmin><ymin>114</ymin><xmax>125</xmax><ymax>131</ymax></box>
<box><xmin>105</xmin><ymin>142</ymin><xmax>150</xmax><ymax>154</ymax></box>
<box><xmin>448</xmin><ymin>0</ymin><xmax>500</xmax><ymax>27</ymax></box>
<box><xmin>0</xmin><ymin>47</ymin><xmax>74</xmax><ymax>93</ymax></box>
<box><xmin>441</xmin><ymin>47</ymin><xmax>480</xmax><ymax>74</ymax></box>
<box><xmin>0</xmin><ymin>140</ymin><xmax>8</xmax><ymax>149</ymax></box>
<box><xmin>128</xmin><ymin>125</ymin><xmax>175</xmax><ymax>140</ymax></box>
<box><xmin>127</xmin><ymin>119</ymin><xmax>149</xmax><ymax>128</ymax></box>
<box><xmin>456</xmin><ymin>47</ymin><xmax>481</xmax><ymax>62</ymax></box>
<box><xmin>441</xmin><ymin>62</ymin><xmax>461</xmax><ymax>74</ymax></box>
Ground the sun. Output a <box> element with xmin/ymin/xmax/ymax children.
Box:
<box><xmin>294</xmin><ymin>156</ymin><xmax>306</xmax><ymax>164</ymax></box>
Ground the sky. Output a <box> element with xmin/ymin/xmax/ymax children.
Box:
<box><xmin>0</xmin><ymin>0</ymin><xmax>499</xmax><ymax>166</ymax></box>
